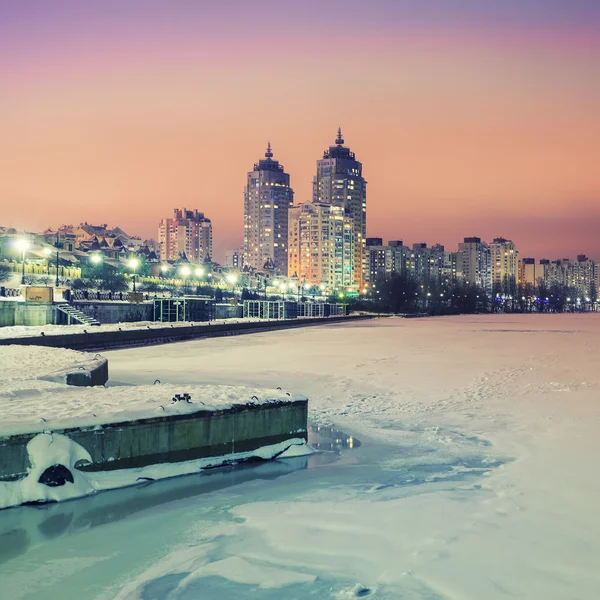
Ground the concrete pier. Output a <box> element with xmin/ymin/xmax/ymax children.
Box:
<box><xmin>0</xmin><ymin>398</ymin><xmax>308</xmax><ymax>482</ymax></box>
<box><xmin>0</xmin><ymin>314</ymin><xmax>373</xmax><ymax>351</ymax></box>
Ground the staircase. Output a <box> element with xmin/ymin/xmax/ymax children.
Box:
<box><xmin>55</xmin><ymin>303</ymin><xmax>101</xmax><ymax>327</ymax></box>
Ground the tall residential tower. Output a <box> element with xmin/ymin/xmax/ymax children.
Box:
<box><xmin>313</xmin><ymin>129</ymin><xmax>367</xmax><ymax>289</ymax></box>
<box><xmin>158</xmin><ymin>208</ymin><xmax>212</xmax><ymax>263</ymax></box>
<box><xmin>244</xmin><ymin>143</ymin><xmax>293</xmax><ymax>276</ymax></box>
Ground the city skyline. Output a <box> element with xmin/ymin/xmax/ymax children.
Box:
<box><xmin>1</xmin><ymin>1</ymin><xmax>599</xmax><ymax>261</ymax></box>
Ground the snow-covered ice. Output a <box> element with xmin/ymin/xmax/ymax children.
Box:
<box><xmin>1</xmin><ymin>314</ymin><xmax>599</xmax><ymax>599</ymax></box>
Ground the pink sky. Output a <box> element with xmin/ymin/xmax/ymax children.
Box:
<box><xmin>1</xmin><ymin>1</ymin><xmax>599</xmax><ymax>260</ymax></box>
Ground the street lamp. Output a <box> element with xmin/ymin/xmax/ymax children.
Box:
<box><xmin>15</xmin><ymin>238</ymin><xmax>30</xmax><ymax>285</ymax></box>
<box><xmin>90</xmin><ymin>253</ymin><xmax>103</xmax><ymax>265</ymax></box>
<box><xmin>195</xmin><ymin>267</ymin><xmax>205</xmax><ymax>278</ymax></box>
<box><xmin>179</xmin><ymin>265</ymin><xmax>191</xmax><ymax>294</ymax></box>
<box><xmin>226</xmin><ymin>273</ymin><xmax>238</xmax><ymax>287</ymax></box>
<box><xmin>128</xmin><ymin>258</ymin><xmax>140</xmax><ymax>292</ymax></box>
<box><xmin>43</xmin><ymin>247</ymin><xmax>52</xmax><ymax>282</ymax></box>
<box><xmin>53</xmin><ymin>232</ymin><xmax>62</xmax><ymax>288</ymax></box>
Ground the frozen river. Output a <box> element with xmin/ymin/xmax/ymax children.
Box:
<box><xmin>1</xmin><ymin>315</ymin><xmax>599</xmax><ymax>599</ymax></box>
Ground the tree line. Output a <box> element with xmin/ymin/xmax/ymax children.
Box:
<box><xmin>350</xmin><ymin>273</ymin><xmax>598</xmax><ymax>315</ymax></box>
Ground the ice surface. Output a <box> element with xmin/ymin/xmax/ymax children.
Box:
<box><xmin>1</xmin><ymin>314</ymin><xmax>599</xmax><ymax>599</ymax></box>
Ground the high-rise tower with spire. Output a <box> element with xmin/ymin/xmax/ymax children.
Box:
<box><xmin>313</xmin><ymin>128</ymin><xmax>367</xmax><ymax>288</ymax></box>
<box><xmin>244</xmin><ymin>142</ymin><xmax>294</xmax><ymax>276</ymax></box>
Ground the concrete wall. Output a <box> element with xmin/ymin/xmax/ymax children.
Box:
<box><xmin>0</xmin><ymin>301</ymin><xmax>55</xmax><ymax>327</ymax></box>
<box><xmin>0</xmin><ymin>314</ymin><xmax>374</xmax><ymax>351</ymax></box>
<box><xmin>15</xmin><ymin>303</ymin><xmax>55</xmax><ymax>326</ymax></box>
<box><xmin>0</xmin><ymin>302</ymin><xmax>15</xmax><ymax>326</ymax></box>
<box><xmin>214</xmin><ymin>303</ymin><xmax>243</xmax><ymax>319</ymax></box>
<box><xmin>40</xmin><ymin>356</ymin><xmax>109</xmax><ymax>387</ymax></box>
<box><xmin>0</xmin><ymin>399</ymin><xmax>308</xmax><ymax>481</ymax></box>
<box><xmin>74</xmin><ymin>301</ymin><xmax>153</xmax><ymax>324</ymax></box>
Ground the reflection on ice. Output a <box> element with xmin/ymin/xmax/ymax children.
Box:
<box><xmin>308</xmin><ymin>423</ymin><xmax>361</xmax><ymax>452</ymax></box>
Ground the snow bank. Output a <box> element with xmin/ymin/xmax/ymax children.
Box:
<box><xmin>0</xmin><ymin>433</ymin><xmax>94</xmax><ymax>508</ymax></box>
<box><xmin>0</xmin><ymin>345</ymin><xmax>98</xmax><ymax>382</ymax></box>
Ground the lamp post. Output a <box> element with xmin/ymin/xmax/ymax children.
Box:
<box><xmin>15</xmin><ymin>238</ymin><xmax>30</xmax><ymax>285</ymax></box>
<box><xmin>128</xmin><ymin>258</ymin><xmax>140</xmax><ymax>293</ymax></box>
<box><xmin>43</xmin><ymin>246</ymin><xmax>52</xmax><ymax>277</ymax></box>
<box><xmin>54</xmin><ymin>232</ymin><xmax>62</xmax><ymax>287</ymax></box>
<box><xmin>179</xmin><ymin>265</ymin><xmax>191</xmax><ymax>294</ymax></box>
<box><xmin>194</xmin><ymin>267</ymin><xmax>205</xmax><ymax>295</ymax></box>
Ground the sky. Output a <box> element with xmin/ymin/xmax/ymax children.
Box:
<box><xmin>1</xmin><ymin>0</ymin><xmax>599</xmax><ymax>261</ymax></box>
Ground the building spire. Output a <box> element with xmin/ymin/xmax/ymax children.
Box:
<box><xmin>336</xmin><ymin>127</ymin><xmax>344</xmax><ymax>146</ymax></box>
<box><xmin>265</xmin><ymin>140</ymin><xmax>273</xmax><ymax>159</ymax></box>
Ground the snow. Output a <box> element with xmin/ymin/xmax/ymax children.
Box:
<box><xmin>0</xmin><ymin>345</ymin><xmax>304</xmax><ymax>435</ymax></box>
<box><xmin>0</xmin><ymin>433</ymin><xmax>94</xmax><ymax>508</ymax></box>
<box><xmin>1</xmin><ymin>314</ymin><xmax>600</xmax><ymax>599</ymax></box>
<box><xmin>278</xmin><ymin>443</ymin><xmax>317</xmax><ymax>458</ymax></box>
<box><xmin>0</xmin><ymin>381</ymin><xmax>305</xmax><ymax>436</ymax></box>
<box><xmin>0</xmin><ymin>345</ymin><xmax>98</xmax><ymax>382</ymax></box>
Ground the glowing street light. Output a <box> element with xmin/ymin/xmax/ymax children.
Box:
<box><xmin>128</xmin><ymin>257</ymin><xmax>140</xmax><ymax>292</ymax></box>
<box><xmin>226</xmin><ymin>273</ymin><xmax>238</xmax><ymax>285</ymax></box>
<box><xmin>160</xmin><ymin>264</ymin><xmax>170</xmax><ymax>274</ymax></box>
<box><xmin>195</xmin><ymin>267</ymin><xmax>205</xmax><ymax>278</ymax></box>
<box><xmin>90</xmin><ymin>253</ymin><xmax>103</xmax><ymax>265</ymax></box>
<box><xmin>15</xmin><ymin>238</ymin><xmax>30</xmax><ymax>285</ymax></box>
<box><xmin>178</xmin><ymin>265</ymin><xmax>191</xmax><ymax>294</ymax></box>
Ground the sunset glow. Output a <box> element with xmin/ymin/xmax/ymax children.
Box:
<box><xmin>1</xmin><ymin>0</ymin><xmax>599</xmax><ymax>260</ymax></box>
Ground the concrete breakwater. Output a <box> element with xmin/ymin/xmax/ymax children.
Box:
<box><xmin>0</xmin><ymin>398</ymin><xmax>308</xmax><ymax>484</ymax></box>
<box><xmin>0</xmin><ymin>314</ymin><xmax>373</xmax><ymax>351</ymax></box>
<box><xmin>40</xmin><ymin>354</ymin><xmax>109</xmax><ymax>387</ymax></box>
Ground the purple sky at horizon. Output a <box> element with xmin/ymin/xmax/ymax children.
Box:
<box><xmin>1</xmin><ymin>0</ymin><xmax>599</xmax><ymax>261</ymax></box>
